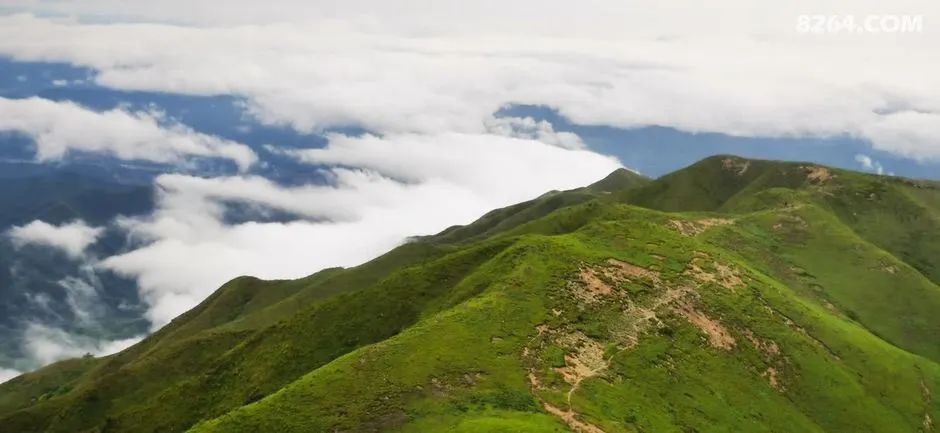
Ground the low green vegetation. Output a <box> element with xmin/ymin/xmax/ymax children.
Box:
<box><xmin>2</xmin><ymin>155</ymin><xmax>939</xmax><ymax>433</ymax></box>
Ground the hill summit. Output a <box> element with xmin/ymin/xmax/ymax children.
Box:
<box><xmin>2</xmin><ymin>155</ymin><xmax>940</xmax><ymax>433</ymax></box>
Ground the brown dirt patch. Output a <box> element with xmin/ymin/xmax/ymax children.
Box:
<box><xmin>743</xmin><ymin>329</ymin><xmax>780</xmax><ymax>358</ymax></box>
<box><xmin>554</xmin><ymin>332</ymin><xmax>607</xmax><ymax>386</ymax></box>
<box><xmin>612</xmin><ymin>284</ymin><xmax>694</xmax><ymax>348</ymax></box>
<box><xmin>802</xmin><ymin>165</ymin><xmax>833</xmax><ymax>183</ymax></box>
<box><xmin>675</xmin><ymin>303</ymin><xmax>735</xmax><ymax>349</ymax></box>
<box><xmin>606</xmin><ymin>259</ymin><xmax>661</xmax><ymax>284</ymax></box>
<box><xmin>713</xmin><ymin>262</ymin><xmax>745</xmax><ymax>288</ymax></box>
<box><xmin>722</xmin><ymin>158</ymin><xmax>751</xmax><ymax>176</ymax></box>
<box><xmin>528</xmin><ymin>371</ymin><xmax>542</xmax><ymax>389</ymax></box>
<box><xmin>543</xmin><ymin>402</ymin><xmax>607</xmax><ymax>433</ymax></box>
<box><xmin>669</xmin><ymin>218</ymin><xmax>734</xmax><ymax>236</ymax></box>
<box><xmin>685</xmin><ymin>256</ymin><xmax>745</xmax><ymax>291</ymax></box>
<box><xmin>576</xmin><ymin>268</ymin><xmax>613</xmax><ymax>303</ymax></box>
<box><xmin>528</xmin><ymin>331</ymin><xmax>612</xmax><ymax>432</ymax></box>
<box><xmin>743</xmin><ymin>329</ymin><xmax>785</xmax><ymax>390</ymax></box>
<box><xmin>764</xmin><ymin>367</ymin><xmax>782</xmax><ymax>391</ymax></box>
<box><xmin>572</xmin><ymin>259</ymin><xmax>662</xmax><ymax>303</ymax></box>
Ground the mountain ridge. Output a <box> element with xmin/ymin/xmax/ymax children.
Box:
<box><xmin>2</xmin><ymin>154</ymin><xmax>939</xmax><ymax>433</ymax></box>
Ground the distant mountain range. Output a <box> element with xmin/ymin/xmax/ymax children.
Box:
<box><xmin>0</xmin><ymin>161</ymin><xmax>153</xmax><ymax>370</ymax></box>
<box><xmin>2</xmin><ymin>155</ymin><xmax>939</xmax><ymax>433</ymax></box>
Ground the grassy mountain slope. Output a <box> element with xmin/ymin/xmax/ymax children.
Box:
<box><xmin>624</xmin><ymin>155</ymin><xmax>940</xmax><ymax>284</ymax></box>
<box><xmin>432</xmin><ymin>167</ymin><xmax>649</xmax><ymax>244</ymax></box>
<box><xmin>2</xmin><ymin>156</ymin><xmax>940</xmax><ymax>433</ymax></box>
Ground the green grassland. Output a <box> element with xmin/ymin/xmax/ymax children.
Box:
<box><xmin>2</xmin><ymin>155</ymin><xmax>939</xmax><ymax>433</ymax></box>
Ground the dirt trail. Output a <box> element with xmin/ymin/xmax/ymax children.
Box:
<box><xmin>543</xmin><ymin>402</ymin><xmax>607</xmax><ymax>433</ymax></box>
<box><xmin>526</xmin><ymin>329</ymin><xmax>610</xmax><ymax>433</ymax></box>
<box><xmin>553</xmin><ymin>332</ymin><xmax>609</xmax><ymax>407</ymax></box>
<box><xmin>921</xmin><ymin>378</ymin><xmax>934</xmax><ymax>432</ymax></box>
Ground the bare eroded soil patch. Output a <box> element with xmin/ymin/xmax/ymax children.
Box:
<box><xmin>685</xmin><ymin>253</ymin><xmax>746</xmax><ymax>291</ymax></box>
<box><xmin>675</xmin><ymin>302</ymin><xmax>735</xmax><ymax>349</ymax></box>
<box><xmin>802</xmin><ymin>165</ymin><xmax>833</xmax><ymax>184</ymax></box>
<box><xmin>722</xmin><ymin>158</ymin><xmax>751</xmax><ymax>176</ymax></box>
<box><xmin>670</xmin><ymin>218</ymin><xmax>734</xmax><ymax>237</ymax></box>
<box><xmin>572</xmin><ymin>259</ymin><xmax>661</xmax><ymax>303</ymax></box>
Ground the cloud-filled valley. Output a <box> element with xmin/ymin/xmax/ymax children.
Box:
<box><xmin>100</xmin><ymin>132</ymin><xmax>621</xmax><ymax>327</ymax></box>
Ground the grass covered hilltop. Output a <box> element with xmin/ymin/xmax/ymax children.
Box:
<box><xmin>2</xmin><ymin>155</ymin><xmax>940</xmax><ymax>433</ymax></box>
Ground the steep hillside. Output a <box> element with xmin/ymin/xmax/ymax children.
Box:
<box><xmin>2</xmin><ymin>156</ymin><xmax>939</xmax><ymax>433</ymax></box>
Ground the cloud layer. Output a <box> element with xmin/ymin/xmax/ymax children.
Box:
<box><xmin>0</xmin><ymin>7</ymin><xmax>939</xmax><ymax>159</ymax></box>
<box><xmin>101</xmin><ymin>132</ymin><xmax>621</xmax><ymax>326</ymax></box>
<box><xmin>0</xmin><ymin>368</ymin><xmax>19</xmax><ymax>384</ymax></box>
<box><xmin>0</xmin><ymin>97</ymin><xmax>257</xmax><ymax>169</ymax></box>
<box><xmin>19</xmin><ymin>323</ymin><xmax>141</xmax><ymax>367</ymax></box>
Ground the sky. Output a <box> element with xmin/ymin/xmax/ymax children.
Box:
<box><xmin>0</xmin><ymin>0</ymin><xmax>939</xmax><ymax>381</ymax></box>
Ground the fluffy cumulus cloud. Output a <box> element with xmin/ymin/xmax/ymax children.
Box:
<box><xmin>101</xmin><ymin>132</ymin><xmax>620</xmax><ymax>326</ymax></box>
<box><xmin>8</xmin><ymin>220</ymin><xmax>104</xmax><ymax>258</ymax></box>
<box><xmin>0</xmin><ymin>2</ymin><xmax>938</xmax><ymax>159</ymax></box>
<box><xmin>0</xmin><ymin>97</ymin><xmax>257</xmax><ymax>169</ymax></box>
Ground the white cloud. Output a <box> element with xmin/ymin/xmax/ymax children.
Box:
<box><xmin>0</xmin><ymin>97</ymin><xmax>257</xmax><ymax>169</ymax></box>
<box><xmin>859</xmin><ymin>111</ymin><xmax>940</xmax><ymax>161</ymax></box>
<box><xmin>0</xmin><ymin>0</ymin><xmax>931</xmax><ymax>35</ymax></box>
<box><xmin>0</xmin><ymin>368</ymin><xmax>20</xmax><ymax>384</ymax></box>
<box><xmin>8</xmin><ymin>220</ymin><xmax>104</xmax><ymax>258</ymax></box>
<box><xmin>21</xmin><ymin>323</ymin><xmax>142</xmax><ymax>366</ymax></box>
<box><xmin>58</xmin><ymin>270</ymin><xmax>106</xmax><ymax>325</ymax></box>
<box><xmin>101</xmin><ymin>132</ymin><xmax>621</xmax><ymax>327</ymax></box>
<box><xmin>2</xmin><ymin>267</ymin><xmax>141</xmax><ymax>372</ymax></box>
<box><xmin>485</xmin><ymin>116</ymin><xmax>585</xmax><ymax>149</ymax></box>
<box><xmin>855</xmin><ymin>154</ymin><xmax>885</xmax><ymax>175</ymax></box>
<box><xmin>0</xmin><ymin>7</ymin><xmax>938</xmax><ymax>159</ymax></box>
